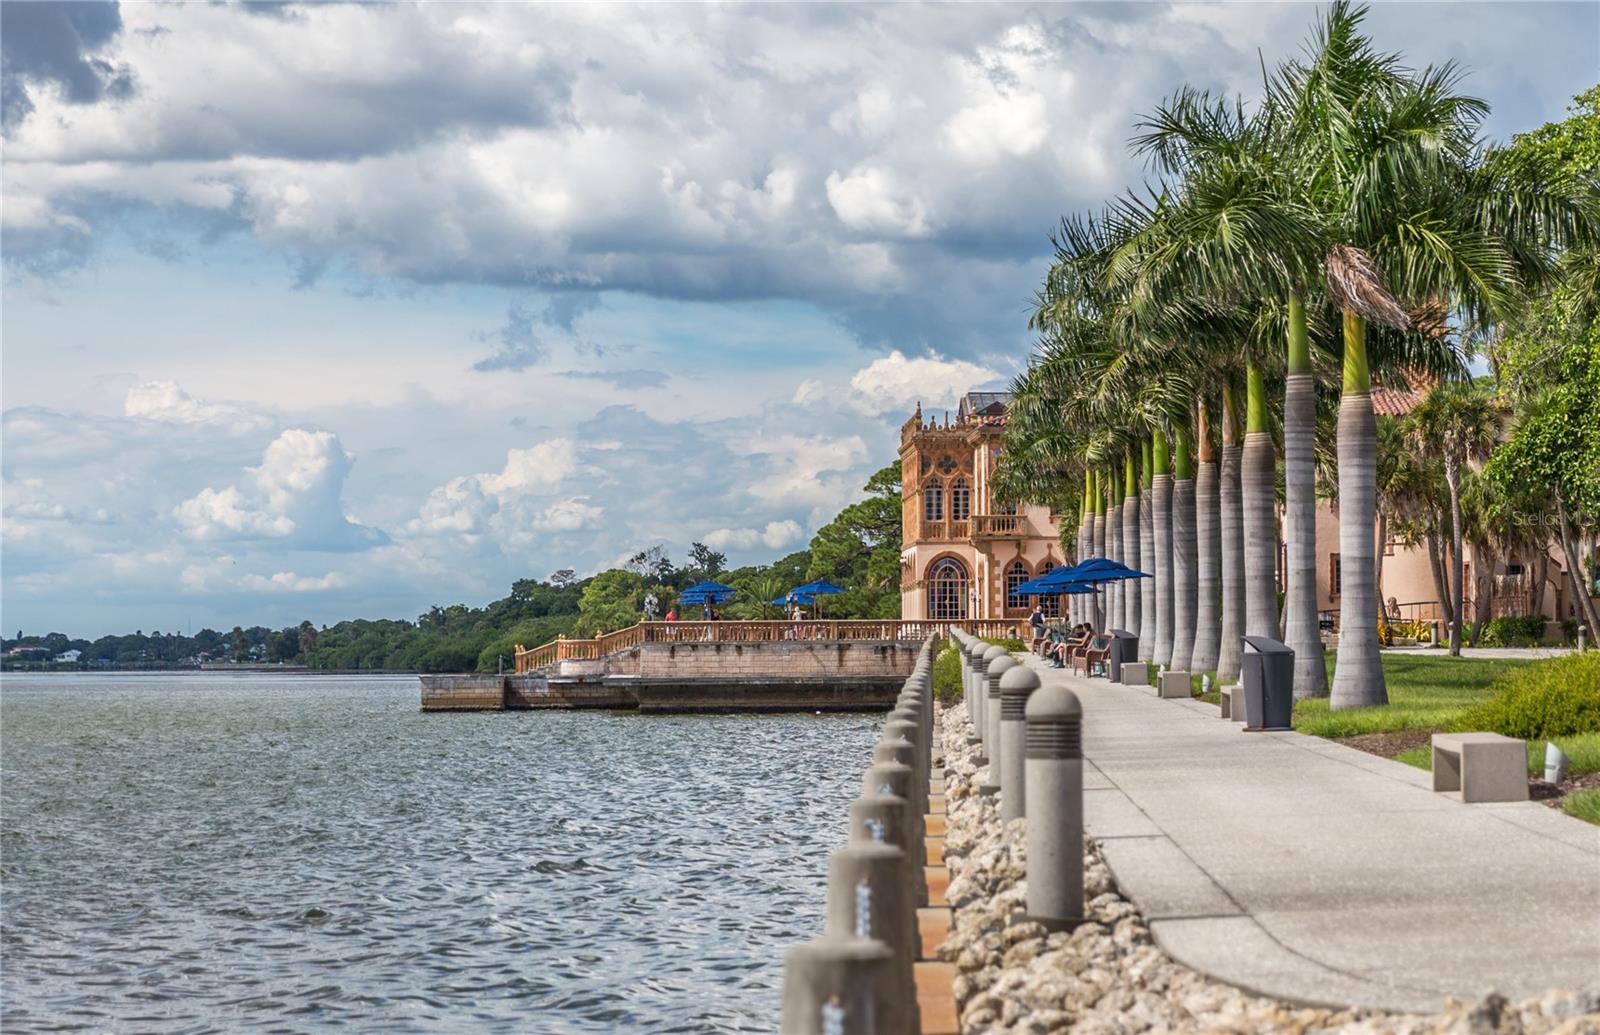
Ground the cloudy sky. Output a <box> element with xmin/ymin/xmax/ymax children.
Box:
<box><xmin>2</xmin><ymin>2</ymin><xmax>1595</xmax><ymax>636</ymax></box>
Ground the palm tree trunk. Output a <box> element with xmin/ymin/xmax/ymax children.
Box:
<box><xmin>1556</xmin><ymin>489</ymin><xmax>1600</xmax><ymax>635</ymax></box>
<box><xmin>1170</xmin><ymin>422</ymin><xmax>1197</xmax><ymax>673</ymax></box>
<box><xmin>1284</xmin><ymin>294</ymin><xmax>1328</xmax><ymax>697</ymax></box>
<box><xmin>1152</xmin><ymin>428</ymin><xmax>1174</xmax><ymax>666</ymax></box>
<box><xmin>1075</xmin><ymin>476</ymin><xmax>1091</xmax><ymax>626</ymax></box>
<box><xmin>1123</xmin><ymin>454</ymin><xmax>1141</xmax><ymax>636</ymax></box>
<box><xmin>1330</xmin><ymin>312</ymin><xmax>1387</xmax><ymax>709</ymax></box>
<box><xmin>1193</xmin><ymin>403</ymin><xmax>1221</xmax><ymax>674</ymax></box>
<box><xmin>1446</xmin><ymin>462</ymin><xmax>1465</xmax><ymax>656</ymax></box>
<box><xmin>1426</xmin><ymin>532</ymin><xmax>1453</xmax><ymax>632</ymax></box>
<box><xmin>1108</xmin><ymin>497</ymin><xmax>1122</xmax><ymax>631</ymax></box>
<box><xmin>1243</xmin><ymin>363</ymin><xmax>1280</xmax><ymax>641</ymax></box>
<box><xmin>1093</xmin><ymin>474</ymin><xmax>1107</xmax><ymax>629</ymax></box>
<box><xmin>1139</xmin><ymin>441</ymin><xmax>1157</xmax><ymax>662</ymax></box>
<box><xmin>1218</xmin><ymin>386</ymin><xmax>1245</xmax><ymax>683</ymax></box>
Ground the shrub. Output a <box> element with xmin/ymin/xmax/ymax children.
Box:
<box><xmin>1390</xmin><ymin>619</ymin><xmax>1432</xmax><ymax>643</ymax></box>
<box><xmin>1452</xmin><ymin>653</ymin><xmax>1600</xmax><ymax>739</ymax></box>
<box><xmin>981</xmin><ymin>636</ymin><xmax>1026</xmax><ymax>652</ymax></box>
<box><xmin>932</xmin><ymin>642</ymin><xmax>963</xmax><ymax>705</ymax></box>
<box><xmin>1479</xmin><ymin>615</ymin><xmax>1549</xmax><ymax>648</ymax></box>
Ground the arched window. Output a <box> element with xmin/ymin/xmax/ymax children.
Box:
<box><xmin>923</xmin><ymin>478</ymin><xmax>944</xmax><ymax>521</ymax></box>
<box><xmin>949</xmin><ymin>477</ymin><xmax>971</xmax><ymax>521</ymax></box>
<box><xmin>1037</xmin><ymin>561</ymin><xmax>1060</xmax><ymax>617</ymax></box>
<box><xmin>926</xmin><ymin>557</ymin><xmax>969</xmax><ymax>620</ymax></box>
<box><xmin>1005</xmin><ymin>560</ymin><xmax>1030</xmax><ymax>610</ymax></box>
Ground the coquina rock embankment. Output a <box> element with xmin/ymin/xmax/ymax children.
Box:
<box><xmin>936</xmin><ymin>700</ymin><xmax>1600</xmax><ymax>1035</ymax></box>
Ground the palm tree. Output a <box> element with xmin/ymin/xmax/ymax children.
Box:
<box><xmin>1192</xmin><ymin>395</ymin><xmax>1223</xmax><ymax>673</ymax></box>
<box><xmin>1169</xmin><ymin>418</ymin><xmax>1198</xmax><ymax>671</ymax></box>
<box><xmin>1151</xmin><ymin>426</ymin><xmax>1174</xmax><ymax>665</ymax></box>
<box><xmin>1139</xmin><ymin>437</ymin><xmax>1157</xmax><ymax>661</ymax></box>
<box><xmin>1123</xmin><ymin>451</ymin><xmax>1142</xmax><ymax>635</ymax></box>
<box><xmin>1217</xmin><ymin>383</ymin><xmax>1247</xmax><ymax>681</ymax></box>
<box><xmin>1406</xmin><ymin>381</ymin><xmax>1502</xmax><ymax>654</ymax></box>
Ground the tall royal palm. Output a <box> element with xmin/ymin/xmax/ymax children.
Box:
<box><xmin>1276</xmin><ymin>4</ymin><xmax>1513</xmax><ymax>706</ymax></box>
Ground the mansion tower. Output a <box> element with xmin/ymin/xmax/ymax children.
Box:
<box><xmin>899</xmin><ymin>393</ymin><xmax>1065</xmax><ymax>621</ymax></box>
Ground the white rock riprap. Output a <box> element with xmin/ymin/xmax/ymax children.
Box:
<box><xmin>935</xmin><ymin>698</ymin><xmax>1600</xmax><ymax>1035</ymax></box>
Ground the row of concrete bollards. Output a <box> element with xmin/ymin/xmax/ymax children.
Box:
<box><xmin>952</xmin><ymin>630</ymin><xmax>1085</xmax><ymax>936</ymax></box>
<box><xmin>779</xmin><ymin>635</ymin><xmax>940</xmax><ymax>1034</ymax></box>
<box><xmin>779</xmin><ymin>633</ymin><xmax>1089</xmax><ymax>1034</ymax></box>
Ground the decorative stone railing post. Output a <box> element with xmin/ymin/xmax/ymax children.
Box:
<box><xmin>1025</xmin><ymin>679</ymin><xmax>1085</xmax><ymax>931</ymax></box>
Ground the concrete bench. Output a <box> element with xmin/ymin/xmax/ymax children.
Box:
<box><xmin>1219</xmin><ymin>684</ymin><xmax>1236</xmax><ymax>719</ymax></box>
<box><xmin>1431</xmin><ymin>733</ymin><xmax>1528</xmax><ymax>803</ymax></box>
<box><xmin>1119</xmin><ymin>662</ymin><xmax>1149</xmax><ymax>686</ymax></box>
<box><xmin>1158</xmin><ymin>670</ymin><xmax>1191</xmax><ymax>699</ymax></box>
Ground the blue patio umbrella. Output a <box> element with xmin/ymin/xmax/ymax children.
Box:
<box><xmin>772</xmin><ymin>592</ymin><xmax>817</xmax><ymax>605</ymax></box>
<box><xmin>785</xmin><ymin>579</ymin><xmax>845</xmax><ymax>616</ymax></box>
<box><xmin>1029</xmin><ymin>557</ymin><xmax>1150</xmax><ymax>628</ymax></box>
<box><xmin>791</xmin><ymin>579</ymin><xmax>846</xmax><ymax>597</ymax></box>
<box><xmin>679</xmin><ymin>580</ymin><xmax>737</xmax><ymax>605</ymax></box>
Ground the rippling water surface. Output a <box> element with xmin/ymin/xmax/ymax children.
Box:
<box><xmin>1</xmin><ymin>673</ymin><xmax>876</xmax><ymax>1033</ymax></box>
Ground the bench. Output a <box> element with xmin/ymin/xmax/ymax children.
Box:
<box><xmin>1119</xmin><ymin>661</ymin><xmax>1149</xmax><ymax>686</ymax></box>
<box><xmin>1219</xmin><ymin>684</ymin><xmax>1239</xmax><ymax>720</ymax></box>
<box><xmin>1431</xmin><ymin>733</ymin><xmax>1528</xmax><ymax>803</ymax></box>
<box><xmin>1158</xmin><ymin>670</ymin><xmax>1191</xmax><ymax>699</ymax></box>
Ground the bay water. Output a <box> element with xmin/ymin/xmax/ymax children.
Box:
<box><xmin>0</xmin><ymin>673</ymin><xmax>876</xmax><ymax>1033</ymax></box>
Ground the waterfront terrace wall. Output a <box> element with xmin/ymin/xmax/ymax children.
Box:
<box><xmin>632</xmin><ymin>640</ymin><xmax>919</xmax><ymax>680</ymax></box>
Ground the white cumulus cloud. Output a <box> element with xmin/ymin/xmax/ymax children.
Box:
<box><xmin>174</xmin><ymin>428</ymin><xmax>385</xmax><ymax>550</ymax></box>
<box><xmin>702</xmin><ymin>519</ymin><xmax>805</xmax><ymax>552</ymax></box>
<box><xmin>847</xmin><ymin>349</ymin><xmax>1003</xmax><ymax>416</ymax></box>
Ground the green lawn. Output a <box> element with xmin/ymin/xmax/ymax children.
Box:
<box><xmin>1290</xmin><ymin>654</ymin><xmax>1525</xmax><ymax>738</ymax></box>
<box><xmin>1565</xmin><ymin>789</ymin><xmax>1600</xmax><ymax>825</ymax></box>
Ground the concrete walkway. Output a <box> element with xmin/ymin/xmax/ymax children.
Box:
<box><xmin>1019</xmin><ymin>656</ymin><xmax>1600</xmax><ymax>1014</ymax></box>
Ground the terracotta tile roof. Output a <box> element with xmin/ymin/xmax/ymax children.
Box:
<box><xmin>1371</xmin><ymin>385</ymin><xmax>1421</xmax><ymax>416</ymax></box>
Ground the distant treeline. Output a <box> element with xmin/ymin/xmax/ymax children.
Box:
<box><xmin>5</xmin><ymin>463</ymin><xmax>903</xmax><ymax>674</ymax></box>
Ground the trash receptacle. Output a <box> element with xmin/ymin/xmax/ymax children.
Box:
<box><xmin>1241</xmin><ymin>635</ymin><xmax>1294</xmax><ymax>730</ymax></box>
<box><xmin>1107</xmin><ymin>630</ymin><xmax>1138</xmax><ymax>682</ymax></box>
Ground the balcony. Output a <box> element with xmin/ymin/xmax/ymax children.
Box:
<box><xmin>971</xmin><ymin>514</ymin><xmax>1025</xmax><ymax>539</ymax></box>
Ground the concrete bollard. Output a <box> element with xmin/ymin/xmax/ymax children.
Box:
<box><xmin>980</xmin><ymin>653</ymin><xmax>1016</xmax><ymax>796</ymax></box>
<box><xmin>862</xmin><ymin>759</ymin><xmax>924</xmax><ymax>905</ymax></box>
<box><xmin>824</xmin><ymin>841</ymin><xmax>919</xmax><ymax>1032</ymax></box>
<box><xmin>882</xmin><ymin>718</ymin><xmax>925</xmax><ymax>816</ymax></box>
<box><xmin>848</xmin><ymin>791</ymin><xmax>919</xmax><ymax>920</ymax></box>
<box><xmin>1025</xmin><ymin>680</ymin><xmax>1085</xmax><ymax>931</ymax></box>
<box><xmin>999</xmin><ymin>665</ymin><xmax>1040</xmax><ymax>822</ymax></box>
<box><xmin>869</xmin><ymin>747</ymin><xmax>923</xmax><ymax>830</ymax></box>
<box><xmin>780</xmin><ymin>934</ymin><xmax>905</xmax><ymax>1035</ymax></box>
<box><xmin>965</xmin><ymin>642</ymin><xmax>988</xmax><ymax>749</ymax></box>
<box><xmin>898</xmin><ymin>692</ymin><xmax>931</xmax><ymax>767</ymax></box>
<box><xmin>978</xmin><ymin>644</ymin><xmax>1008</xmax><ymax>754</ymax></box>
